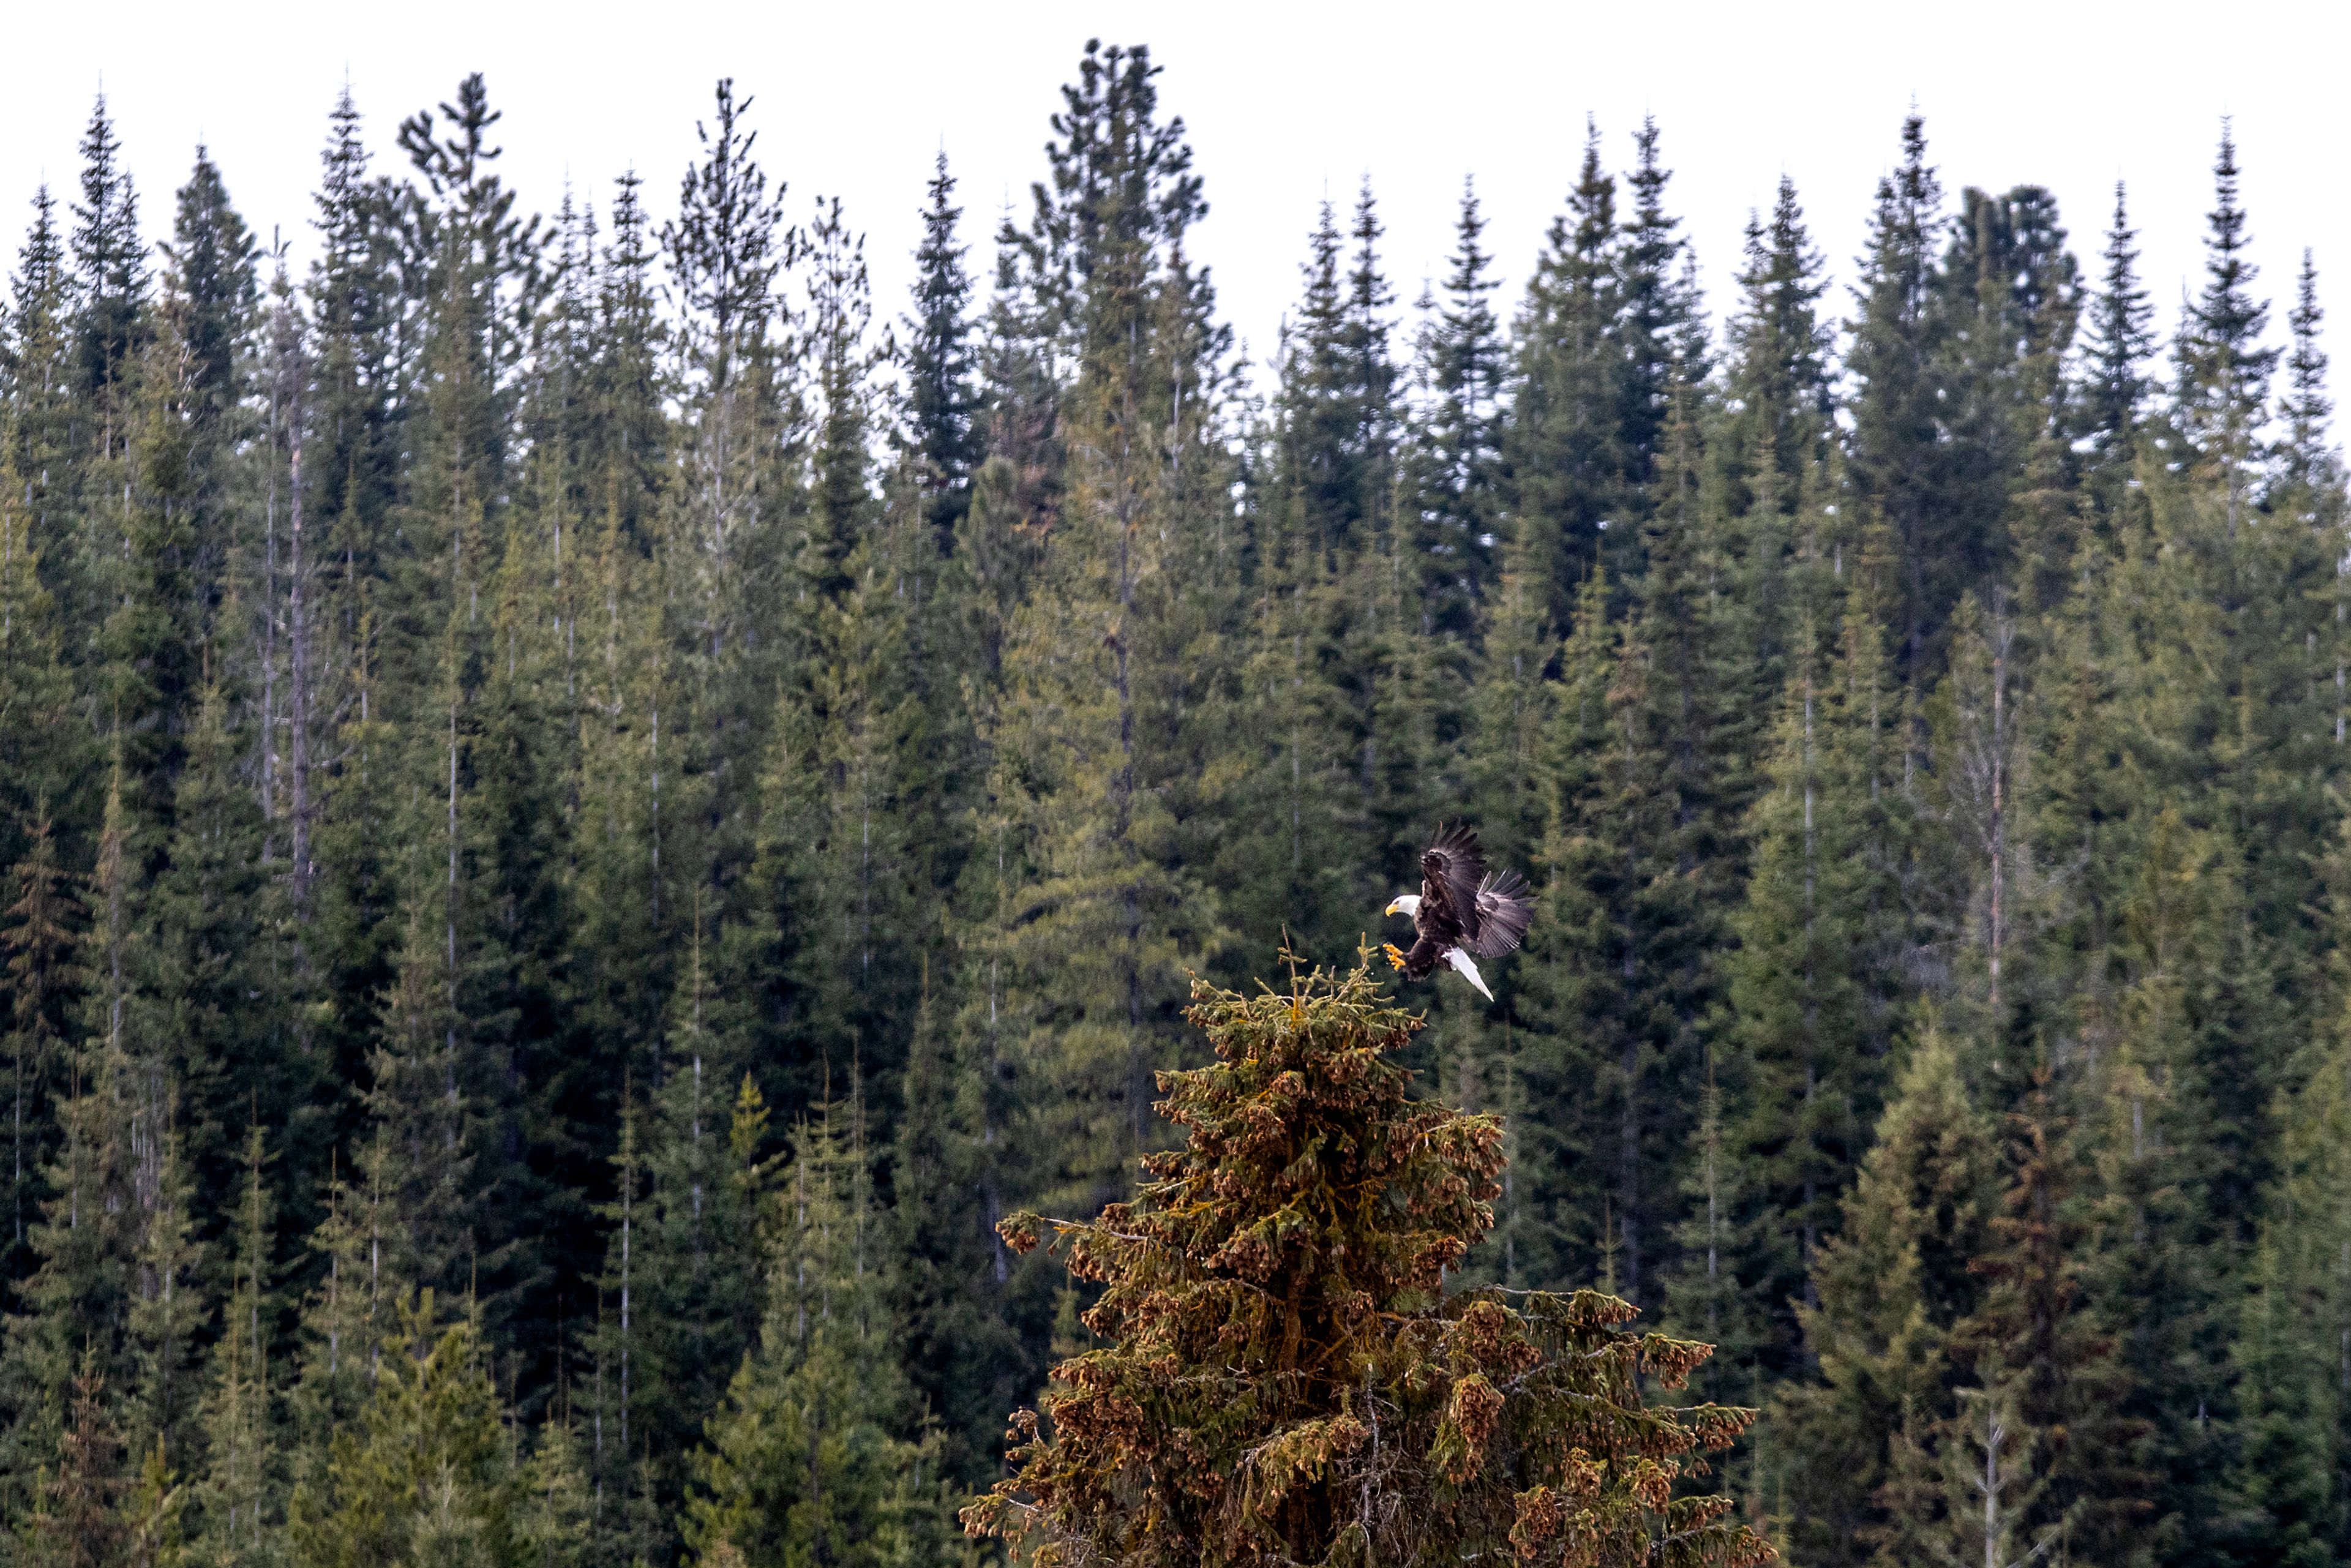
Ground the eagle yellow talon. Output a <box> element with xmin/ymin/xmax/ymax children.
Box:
<box><xmin>1382</xmin><ymin>942</ymin><xmax>1407</xmax><ymax>972</ymax></box>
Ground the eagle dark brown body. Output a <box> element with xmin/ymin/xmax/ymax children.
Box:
<box><xmin>1384</xmin><ymin>824</ymin><xmax>1532</xmax><ymax>999</ymax></box>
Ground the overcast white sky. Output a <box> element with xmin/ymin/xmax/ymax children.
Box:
<box><xmin>5</xmin><ymin>1</ymin><xmax>2343</xmax><ymax>407</ymax></box>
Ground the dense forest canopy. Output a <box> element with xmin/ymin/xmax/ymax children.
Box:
<box><xmin>0</xmin><ymin>36</ymin><xmax>2346</xmax><ymax>1568</ymax></box>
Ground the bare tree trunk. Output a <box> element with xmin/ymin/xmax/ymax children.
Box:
<box><xmin>288</xmin><ymin>405</ymin><xmax>314</xmax><ymax>917</ymax></box>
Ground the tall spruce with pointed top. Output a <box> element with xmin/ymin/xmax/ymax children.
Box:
<box><xmin>2081</xmin><ymin>184</ymin><xmax>2155</xmax><ymax>511</ymax></box>
<box><xmin>962</xmin><ymin>958</ymin><xmax>1772</xmax><ymax>1568</ymax></box>
<box><xmin>2173</xmin><ymin>124</ymin><xmax>2278</xmax><ymax>531</ymax></box>
<box><xmin>1845</xmin><ymin>115</ymin><xmax>1948</xmax><ymax>672</ymax></box>
<box><xmin>1407</xmin><ymin>179</ymin><xmax>1506</xmax><ymax>636</ymax></box>
<box><xmin>903</xmin><ymin>154</ymin><xmax>981</xmax><ymax>553</ymax></box>
<box><xmin>1507</xmin><ymin>121</ymin><xmax>1625</xmax><ymax>629</ymax></box>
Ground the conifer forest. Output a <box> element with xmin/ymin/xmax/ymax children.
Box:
<box><xmin>4</xmin><ymin>33</ymin><xmax>2351</xmax><ymax>1567</ymax></box>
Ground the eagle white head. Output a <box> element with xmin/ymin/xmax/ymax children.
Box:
<box><xmin>1383</xmin><ymin>893</ymin><xmax>1421</xmax><ymax>918</ymax></box>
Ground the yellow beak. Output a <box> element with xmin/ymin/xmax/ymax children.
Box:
<box><xmin>1383</xmin><ymin>899</ymin><xmax>1401</xmax><ymax>917</ymax></box>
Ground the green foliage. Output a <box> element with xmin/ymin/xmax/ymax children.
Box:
<box><xmin>0</xmin><ymin>54</ymin><xmax>2343</xmax><ymax>1568</ymax></box>
<box><xmin>288</xmin><ymin>1296</ymin><xmax>516</xmax><ymax>1568</ymax></box>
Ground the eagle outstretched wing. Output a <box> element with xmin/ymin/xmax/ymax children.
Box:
<box><xmin>1420</xmin><ymin>823</ymin><xmax>1488</xmax><ymax>947</ymax></box>
<box><xmin>1463</xmin><ymin>868</ymin><xmax>1532</xmax><ymax>958</ymax></box>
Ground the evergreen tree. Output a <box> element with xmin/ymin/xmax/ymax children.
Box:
<box><xmin>902</xmin><ymin>155</ymin><xmax>981</xmax><ymax>554</ymax></box>
<box><xmin>71</xmin><ymin>94</ymin><xmax>148</xmax><ymax>416</ymax></box>
<box><xmin>28</xmin><ymin>1356</ymin><xmax>132</xmax><ymax>1568</ymax></box>
<box><xmin>965</xmin><ymin>960</ymin><xmax>1772</xmax><ymax>1568</ymax></box>
<box><xmin>288</xmin><ymin>1296</ymin><xmax>519</xmax><ymax>1568</ymax></box>
<box><xmin>888</xmin><ymin>965</ymin><xmax>1020</xmax><ymax>1483</ymax></box>
<box><xmin>984</xmin><ymin>36</ymin><xmax>1231</xmax><ymax>1244</ymax></box>
<box><xmin>1688</xmin><ymin>578</ymin><xmax>1910</xmax><ymax>1408</ymax></box>
<box><xmin>306</xmin><ymin>87</ymin><xmax>406</xmax><ymax>1131</ymax></box>
<box><xmin>189</xmin><ymin>1127</ymin><xmax>283</xmax><ymax>1568</ymax></box>
<box><xmin>1406</xmin><ymin>179</ymin><xmax>1506</xmax><ymax>636</ymax></box>
<box><xmin>1769</xmin><ymin>1025</ymin><xmax>2000</xmax><ymax>1568</ymax></box>
<box><xmin>1507</xmin><ymin>122</ymin><xmax>1624</xmax><ymax>629</ymax></box>
<box><xmin>2276</xmin><ymin>250</ymin><xmax>2339</xmax><ymax>501</ymax></box>
<box><xmin>683</xmin><ymin>1089</ymin><xmax>943</xmax><ymax>1568</ymax></box>
<box><xmin>1518</xmin><ymin>454</ymin><xmax>1740</xmax><ymax>1311</ymax></box>
<box><xmin>1944</xmin><ymin>1076</ymin><xmax>2148</xmax><ymax>1564</ymax></box>
<box><xmin>1846</xmin><ymin>115</ymin><xmax>1951</xmax><ymax>670</ymax></box>
<box><xmin>2081</xmin><ymin>184</ymin><xmax>2156</xmax><ymax>511</ymax></box>
<box><xmin>3</xmin><ymin>816</ymin><xmax>82</xmax><ymax>1285</ymax></box>
<box><xmin>146</xmin><ymin>684</ymin><xmax>290</xmax><ymax>1269</ymax></box>
<box><xmin>2173</xmin><ymin>124</ymin><xmax>2278</xmax><ymax>532</ymax></box>
<box><xmin>1715</xmin><ymin>175</ymin><xmax>1835</xmax><ymax>688</ymax></box>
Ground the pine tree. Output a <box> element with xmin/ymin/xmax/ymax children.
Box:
<box><xmin>1768</xmin><ymin>1024</ymin><xmax>1999</xmax><ymax>1567</ymax></box>
<box><xmin>683</xmin><ymin>1088</ymin><xmax>943</xmax><ymax>1568</ymax></box>
<box><xmin>620</xmin><ymin>937</ymin><xmax>772</xmax><ymax>1531</ymax></box>
<box><xmin>902</xmin><ymin>155</ymin><xmax>981</xmax><ymax>554</ymax></box>
<box><xmin>0</xmin><ymin>197</ymin><xmax>84</xmax><ymax>884</ymax></box>
<box><xmin>1507</xmin><ymin>121</ymin><xmax>1624</xmax><ymax>630</ymax></box>
<box><xmin>70</xmin><ymin>94</ymin><xmax>148</xmax><ymax>419</ymax></box>
<box><xmin>2276</xmin><ymin>250</ymin><xmax>2339</xmax><ymax>503</ymax></box>
<box><xmin>122</xmin><ymin>1095</ymin><xmax>204</xmax><ymax>1479</ymax></box>
<box><xmin>1689</xmin><ymin>582</ymin><xmax>1910</xmax><ymax>1407</ymax></box>
<box><xmin>1846</xmin><ymin>115</ymin><xmax>1950</xmax><ymax>671</ymax></box>
<box><xmin>3</xmin><ymin>815</ymin><xmax>83</xmax><ymax>1284</ymax></box>
<box><xmin>1943</xmin><ymin>1075</ymin><xmax>2147</xmax><ymax>1564</ymax></box>
<box><xmin>964</xmin><ymin>959</ymin><xmax>1771</xmax><ymax>1568</ymax></box>
<box><xmin>159</xmin><ymin>145</ymin><xmax>257</xmax><ymax>647</ymax></box>
<box><xmin>306</xmin><ymin>86</ymin><xmax>405</xmax><ymax>1123</ymax></box>
<box><xmin>558</xmin><ymin>170</ymin><xmax>673</xmax><ymax>1281</ymax></box>
<box><xmin>889</xmin><ymin>963</ymin><xmax>1021</xmax><ymax>1482</ymax></box>
<box><xmin>287</xmin><ymin>1295</ymin><xmax>518</xmax><ymax>1568</ymax></box>
<box><xmin>659</xmin><ymin>75</ymin><xmax>798</xmax><ymax>812</ymax></box>
<box><xmin>8</xmin><ymin>184</ymin><xmax>80</xmax><ymax>626</ymax></box>
<box><xmin>2083</xmin><ymin>808</ymin><xmax>2260</xmax><ymax>1564</ymax></box>
<box><xmin>189</xmin><ymin>1127</ymin><xmax>283</xmax><ymax>1567</ymax></box>
<box><xmin>983</xmin><ymin>37</ymin><xmax>1231</xmax><ymax>1244</ymax></box>
<box><xmin>510</xmin><ymin>1411</ymin><xmax>593</xmax><ymax>1568</ymax></box>
<box><xmin>2173</xmin><ymin>124</ymin><xmax>2278</xmax><ymax>533</ymax></box>
<box><xmin>1517</xmin><ymin>457</ymin><xmax>1740</xmax><ymax>1311</ymax></box>
<box><xmin>2081</xmin><ymin>184</ymin><xmax>2156</xmax><ymax>514</ymax></box>
<box><xmin>3</xmin><ymin>764</ymin><xmax>147</xmax><ymax>1513</ymax></box>
<box><xmin>1615</xmin><ymin>118</ymin><xmax>1699</xmax><ymax>536</ymax></box>
<box><xmin>146</xmin><ymin>683</ymin><xmax>290</xmax><ymax>1267</ymax></box>
<box><xmin>1406</xmin><ymin>179</ymin><xmax>1506</xmax><ymax>636</ymax></box>
<box><xmin>29</xmin><ymin>1355</ymin><xmax>132</xmax><ymax>1568</ymax></box>
<box><xmin>1715</xmin><ymin>175</ymin><xmax>1835</xmax><ymax>688</ymax></box>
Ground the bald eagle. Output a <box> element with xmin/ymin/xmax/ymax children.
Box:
<box><xmin>1382</xmin><ymin>824</ymin><xmax>1532</xmax><ymax>1001</ymax></box>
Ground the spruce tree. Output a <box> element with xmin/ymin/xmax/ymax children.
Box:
<box><xmin>683</xmin><ymin>1089</ymin><xmax>943</xmax><ymax>1568</ymax></box>
<box><xmin>189</xmin><ymin>1127</ymin><xmax>283</xmax><ymax>1567</ymax></box>
<box><xmin>2276</xmin><ymin>250</ymin><xmax>2339</xmax><ymax>502</ymax></box>
<box><xmin>902</xmin><ymin>155</ymin><xmax>981</xmax><ymax>554</ymax></box>
<box><xmin>2</xmin><ymin>816</ymin><xmax>82</xmax><ymax>1286</ymax></box>
<box><xmin>1406</xmin><ymin>179</ymin><xmax>1506</xmax><ymax>637</ymax></box>
<box><xmin>983</xmin><ymin>36</ymin><xmax>1230</xmax><ymax>1243</ymax></box>
<box><xmin>964</xmin><ymin>959</ymin><xmax>1771</xmax><ymax>1568</ymax></box>
<box><xmin>1715</xmin><ymin>176</ymin><xmax>1835</xmax><ymax>690</ymax></box>
<box><xmin>305</xmin><ymin>87</ymin><xmax>405</xmax><ymax>1124</ymax></box>
<box><xmin>2173</xmin><ymin>124</ymin><xmax>2278</xmax><ymax>533</ymax></box>
<box><xmin>1507</xmin><ymin>122</ymin><xmax>1624</xmax><ymax>630</ymax></box>
<box><xmin>2080</xmin><ymin>184</ymin><xmax>2156</xmax><ymax>514</ymax></box>
<box><xmin>1769</xmin><ymin>1026</ymin><xmax>1999</xmax><ymax>1568</ymax></box>
<box><xmin>1688</xmin><ymin>579</ymin><xmax>1910</xmax><ymax>1408</ymax></box>
<box><xmin>287</xmin><ymin>1295</ymin><xmax>519</xmax><ymax>1568</ymax></box>
<box><xmin>1846</xmin><ymin>115</ymin><xmax>1950</xmax><ymax>670</ymax></box>
<box><xmin>1946</xmin><ymin>1076</ymin><xmax>2148</xmax><ymax>1564</ymax></box>
<box><xmin>70</xmin><ymin>94</ymin><xmax>148</xmax><ymax>417</ymax></box>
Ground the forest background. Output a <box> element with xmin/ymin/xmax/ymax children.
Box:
<box><xmin>3</xmin><ymin>21</ymin><xmax>2351</xmax><ymax>1568</ymax></box>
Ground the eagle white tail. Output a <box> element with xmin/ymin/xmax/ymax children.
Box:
<box><xmin>1445</xmin><ymin>947</ymin><xmax>1493</xmax><ymax>1001</ymax></box>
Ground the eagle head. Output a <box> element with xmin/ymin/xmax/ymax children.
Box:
<box><xmin>1384</xmin><ymin>894</ymin><xmax>1422</xmax><ymax>918</ymax></box>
